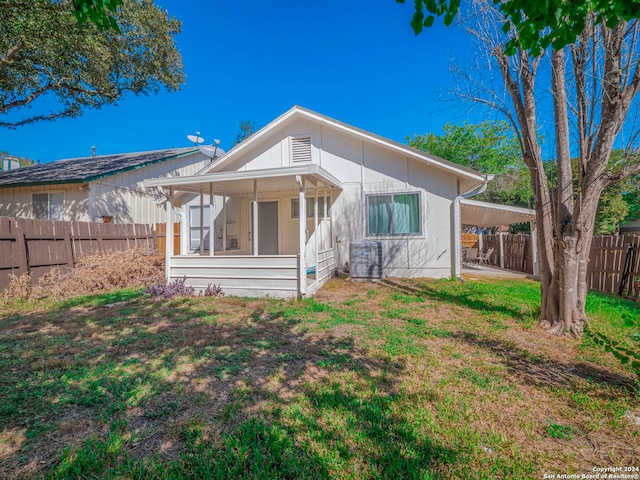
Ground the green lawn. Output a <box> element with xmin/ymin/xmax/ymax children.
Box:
<box><xmin>0</xmin><ymin>277</ymin><xmax>638</xmax><ymax>479</ymax></box>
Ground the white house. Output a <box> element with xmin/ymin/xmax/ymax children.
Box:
<box><xmin>145</xmin><ymin>106</ymin><xmax>491</xmax><ymax>298</ymax></box>
<box><xmin>0</xmin><ymin>147</ymin><xmax>221</xmax><ymax>224</ymax></box>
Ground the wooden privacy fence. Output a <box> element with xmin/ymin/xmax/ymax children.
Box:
<box><xmin>481</xmin><ymin>234</ymin><xmax>534</xmax><ymax>274</ymax></box>
<box><xmin>477</xmin><ymin>233</ymin><xmax>640</xmax><ymax>298</ymax></box>
<box><xmin>0</xmin><ymin>217</ymin><xmax>157</xmax><ymax>292</ymax></box>
<box><xmin>588</xmin><ymin>235</ymin><xmax>640</xmax><ymax>298</ymax></box>
<box><xmin>155</xmin><ymin>222</ymin><xmax>180</xmax><ymax>256</ymax></box>
<box><xmin>461</xmin><ymin>233</ymin><xmax>479</xmax><ymax>249</ymax></box>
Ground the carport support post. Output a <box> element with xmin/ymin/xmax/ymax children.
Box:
<box><xmin>165</xmin><ymin>187</ymin><xmax>174</xmax><ymax>282</ymax></box>
<box><xmin>530</xmin><ymin>221</ymin><xmax>539</xmax><ymax>277</ymax></box>
<box><xmin>297</xmin><ymin>176</ymin><xmax>306</xmax><ymax>296</ymax></box>
<box><xmin>252</xmin><ymin>179</ymin><xmax>258</xmax><ymax>255</ymax></box>
<box><xmin>209</xmin><ymin>183</ymin><xmax>215</xmax><ymax>256</ymax></box>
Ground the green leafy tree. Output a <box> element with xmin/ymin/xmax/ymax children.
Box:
<box><xmin>594</xmin><ymin>185</ymin><xmax>629</xmax><ymax>235</ymax></box>
<box><xmin>71</xmin><ymin>0</ymin><xmax>123</xmax><ymax>31</ymax></box>
<box><xmin>396</xmin><ymin>0</ymin><xmax>640</xmax><ymax>53</ymax></box>
<box><xmin>0</xmin><ymin>0</ymin><xmax>184</xmax><ymax>128</ymax></box>
<box><xmin>408</xmin><ymin>120</ymin><xmax>534</xmax><ymax>207</ymax></box>
<box><xmin>408</xmin><ymin>120</ymin><xmax>521</xmax><ymax>173</ymax></box>
<box><xmin>233</xmin><ymin>120</ymin><xmax>257</xmax><ymax>146</ymax></box>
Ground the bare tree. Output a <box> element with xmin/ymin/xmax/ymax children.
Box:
<box><xmin>461</xmin><ymin>1</ymin><xmax>640</xmax><ymax>336</ymax></box>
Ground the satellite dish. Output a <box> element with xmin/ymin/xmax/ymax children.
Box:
<box><xmin>198</xmin><ymin>144</ymin><xmax>219</xmax><ymax>158</ymax></box>
<box><xmin>187</xmin><ymin>132</ymin><xmax>204</xmax><ymax>145</ymax></box>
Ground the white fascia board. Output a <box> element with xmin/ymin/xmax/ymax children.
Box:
<box><xmin>144</xmin><ymin>164</ymin><xmax>343</xmax><ymax>190</ymax></box>
<box><xmin>460</xmin><ymin>198</ymin><xmax>534</xmax><ymax>216</ymax></box>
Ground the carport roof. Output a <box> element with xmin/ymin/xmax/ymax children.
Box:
<box><xmin>460</xmin><ymin>199</ymin><xmax>535</xmax><ymax>226</ymax></box>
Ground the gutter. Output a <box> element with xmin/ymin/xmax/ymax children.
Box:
<box><xmin>453</xmin><ymin>175</ymin><xmax>493</xmax><ymax>281</ymax></box>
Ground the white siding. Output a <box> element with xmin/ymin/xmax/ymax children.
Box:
<box><xmin>194</xmin><ymin>119</ymin><xmax>463</xmax><ymax>280</ymax></box>
<box><xmin>170</xmin><ymin>255</ymin><xmax>299</xmax><ymax>298</ymax></box>
<box><xmin>0</xmin><ymin>152</ymin><xmax>210</xmax><ymax>225</ymax></box>
<box><xmin>0</xmin><ymin>184</ymin><xmax>90</xmax><ymax>221</ymax></box>
<box><xmin>87</xmin><ymin>152</ymin><xmax>211</xmax><ymax>224</ymax></box>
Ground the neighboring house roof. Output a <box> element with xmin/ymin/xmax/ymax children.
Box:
<box><xmin>206</xmin><ymin>105</ymin><xmax>487</xmax><ymax>193</ymax></box>
<box><xmin>0</xmin><ymin>147</ymin><xmax>201</xmax><ymax>189</ymax></box>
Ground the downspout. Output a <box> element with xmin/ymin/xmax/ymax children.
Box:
<box><xmin>453</xmin><ymin>175</ymin><xmax>493</xmax><ymax>281</ymax></box>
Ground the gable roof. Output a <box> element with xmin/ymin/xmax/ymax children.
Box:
<box><xmin>0</xmin><ymin>147</ymin><xmax>200</xmax><ymax>189</ymax></box>
<box><xmin>206</xmin><ymin>105</ymin><xmax>487</xmax><ymax>193</ymax></box>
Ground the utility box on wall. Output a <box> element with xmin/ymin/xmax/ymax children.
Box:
<box><xmin>349</xmin><ymin>241</ymin><xmax>383</xmax><ymax>280</ymax></box>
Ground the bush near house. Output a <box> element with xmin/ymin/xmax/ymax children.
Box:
<box><xmin>0</xmin><ymin>277</ymin><xmax>638</xmax><ymax>479</ymax></box>
<box><xmin>0</xmin><ymin>248</ymin><xmax>164</xmax><ymax>305</ymax></box>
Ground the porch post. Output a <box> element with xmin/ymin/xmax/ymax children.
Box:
<box><xmin>252</xmin><ymin>179</ymin><xmax>258</xmax><ymax>255</ymax></box>
<box><xmin>222</xmin><ymin>195</ymin><xmax>227</xmax><ymax>252</ymax></box>
<box><xmin>499</xmin><ymin>230</ymin><xmax>505</xmax><ymax>268</ymax></box>
<box><xmin>478</xmin><ymin>230</ymin><xmax>484</xmax><ymax>255</ymax></box>
<box><xmin>530</xmin><ymin>221</ymin><xmax>539</xmax><ymax>277</ymax></box>
<box><xmin>165</xmin><ymin>187</ymin><xmax>174</xmax><ymax>282</ymax></box>
<box><xmin>209</xmin><ymin>183</ymin><xmax>215</xmax><ymax>256</ymax></box>
<box><xmin>329</xmin><ymin>187</ymin><xmax>334</xmax><ymax>249</ymax></box>
<box><xmin>314</xmin><ymin>187</ymin><xmax>319</xmax><ymax>275</ymax></box>
<box><xmin>199</xmin><ymin>188</ymin><xmax>204</xmax><ymax>255</ymax></box>
<box><xmin>298</xmin><ymin>176</ymin><xmax>306</xmax><ymax>296</ymax></box>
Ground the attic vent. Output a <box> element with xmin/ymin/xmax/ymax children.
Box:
<box><xmin>291</xmin><ymin>136</ymin><xmax>312</xmax><ymax>162</ymax></box>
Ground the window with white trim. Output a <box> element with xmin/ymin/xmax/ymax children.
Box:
<box><xmin>291</xmin><ymin>196</ymin><xmax>331</xmax><ymax>218</ymax></box>
<box><xmin>366</xmin><ymin>193</ymin><xmax>421</xmax><ymax>236</ymax></box>
<box><xmin>189</xmin><ymin>205</ymin><xmax>210</xmax><ymax>251</ymax></box>
<box><xmin>32</xmin><ymin>192</ymin><xmax>64</xmax><ymax>220</ymax></box>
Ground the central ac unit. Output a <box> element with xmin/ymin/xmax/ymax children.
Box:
<box><xmin>349</xmin><ymin>241</ymin><xmax>383</xmax><ymax>280</ymax></box>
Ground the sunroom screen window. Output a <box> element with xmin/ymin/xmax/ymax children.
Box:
<box><xmin>367</xmin><ymin>193</ymin><xmax>420</xmax><ymax>236</ymax></box>
<box><xmin>189</xmin><ymin>205</ymin><xmax>210</xmax><ymax>251</ymax></box>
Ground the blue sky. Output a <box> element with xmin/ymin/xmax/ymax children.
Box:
<box><xmin>1</xmin><ymin>0</ymin><xmax>485</xmax><ymax>164</ymax></box>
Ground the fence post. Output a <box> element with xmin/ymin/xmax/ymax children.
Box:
<box><xmin>618</xmin><ymin>245</ymin><xmax>634</xmax><ymax>296</ymax></box>
<box><xmin>13</xmin><ymin>220</ymin><xmax>28</xmax><ymax>276</ymax></box>
<box><xmin>63</xmin><ymin>223</ymin><xmax>74</xmax><ymax>269</ymax></box>
<box><xmin>96</xmin><ymin>224</ymin><xmax>104</xmax><ymax>252</ymax></box>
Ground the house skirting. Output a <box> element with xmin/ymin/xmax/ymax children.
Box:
<box><xmin>169</xmin><ymin>252</ymin><xmax>336</xmax><ymax>298</ymax></box>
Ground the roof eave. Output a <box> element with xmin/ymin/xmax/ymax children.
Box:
<box><xmin>0</xmin><ymin>179</ymin><xmax>85</xmax><ymax>189</ymax></box>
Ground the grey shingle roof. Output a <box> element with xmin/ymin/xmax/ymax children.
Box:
<box><xmin>0</xmin><ymin>147</ymin><xmax>199</xmax><ymax>188</ymax></box>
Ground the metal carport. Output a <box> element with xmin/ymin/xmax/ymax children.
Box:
<box><xmin>459</xmin><ymin>199</ymin><xmax>538</xmax><ymax>277</ymax></box>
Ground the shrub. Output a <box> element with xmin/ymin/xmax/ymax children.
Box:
<box><xmin>1</xmin><ymin>248</ymin><xmax>165</xmax><ymax>304</ymax></box>
<box><xmin>39</xmin><ymin>248</ymin><xmax>164</xmax><ymax>300</ymax></box>
<box><xmin>0</xmin><ymin>273</ymin><xmax>32</xmax><ymax>305</ymax></box>
<box><xmin>145</xmin><ymin>276</ymin><xmax>223</xmax><ymax>299</ymax></box>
